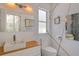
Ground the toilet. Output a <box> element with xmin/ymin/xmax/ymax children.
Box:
<box><xmin>42</xmin><ymin>46</ymin><xmax>57</xmax><ymax>56</ymax></box>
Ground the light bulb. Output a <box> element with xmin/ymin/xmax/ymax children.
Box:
<box><xmin>23</xmin><ymin>5</ymin><xmax>33</xmax><ymax>13</ymax></box>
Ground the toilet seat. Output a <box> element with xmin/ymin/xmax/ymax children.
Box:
<box><xmin>44</xmin><ymin>47</ymin><xmax>57</xmax><ymax>53</ymax></box>
<box><xmin>42</xmin><ymin>46</ymin><xmax>57</xmax><ymax>56</ymax></box>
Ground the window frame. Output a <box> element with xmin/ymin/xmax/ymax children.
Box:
<box><xmin>38</xmin><ymin>8</ymin><xmax>48</xmax><ymax>34</ymax></box>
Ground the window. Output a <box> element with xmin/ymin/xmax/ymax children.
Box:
<box><xmin>6</xmin><ymin>14</ymin><xmax>20</xmax><ymax>32</ymax></box>
<box><xmin>38</xmin><ymin>9</ymin><xmax>47</xmax><ymax>33</ymax></box>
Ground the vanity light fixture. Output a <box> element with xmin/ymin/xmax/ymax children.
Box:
<box><xmin>5</xmin><ymin>3</ymin><xmax>33</xmax><ymax>13</ymax></box>
<box><xmin>15</xmin><ymin>3</ymin><xmax>27</xmax><ymax>8</ymax></box>
<box><xmin>5</xmin><ymin>3</ymin><xmax>17</xmax><ymax>9</ymax></box>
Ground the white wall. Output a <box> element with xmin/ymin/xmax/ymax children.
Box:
<box><xmin>51</xmin><ymin>3</ymin><xmax>69</xmax><ymax>44</ymax></box>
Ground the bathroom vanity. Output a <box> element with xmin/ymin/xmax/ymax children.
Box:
<box><xmin>0</xmin><ymin>40</ymin><xmax>41</xmax><ymax>56</ymax></box>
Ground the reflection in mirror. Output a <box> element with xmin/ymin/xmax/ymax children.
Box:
<box><xmin>65</xmin><ymin>13</ymin><xmax>79</xmax><ymax>41</ymax></box>
<box><xmin>0</xmin><ymin>8</ymin><xmax>34</xmax><ymax>32</ymax></box>
<box><xmin>6</xmin><ymin>14</ymin><xmax>20</xmax><ymax>32</ymax></box>
<box><xmin>0</xmin><ymin>13</ymin><xmax>20</xmax><ymax>32</ymax></box>
<box><xmin>25</xmin><ymin>19</ymin><xmax>32</xmax><ymax>27</ymax></box>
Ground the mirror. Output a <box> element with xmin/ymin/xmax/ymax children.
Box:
<box><xmin>0</xmin><ymin>9</ymin><xmax>33</xmax><ymax>32</ymax></box>
<box><xmin>65</xmin><ymin>13</ymin><xmax>79</xmax><ymax>41</ymax></box>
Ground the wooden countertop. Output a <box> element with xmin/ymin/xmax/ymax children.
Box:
<box><xmin>0</xmin><ymin>41</ymin><xmax>40</xmax><ymax>56</ymax></box>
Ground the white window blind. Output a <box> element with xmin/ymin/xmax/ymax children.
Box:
<box><xmin>38</xmin><ymin>9</ymin><xmax>47</xmax><ymax>33</ymax></box>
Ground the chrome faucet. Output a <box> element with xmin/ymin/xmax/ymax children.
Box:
<box><xmin>13</xmin><ymin>34</ymin><xmax>16</xmax><ymax>43</ymax></box>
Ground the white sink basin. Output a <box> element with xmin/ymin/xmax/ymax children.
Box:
<box><xmin>4</xmin><ymin>41</ymin><xmax>26</xmax><ymax>52</ymax></box>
